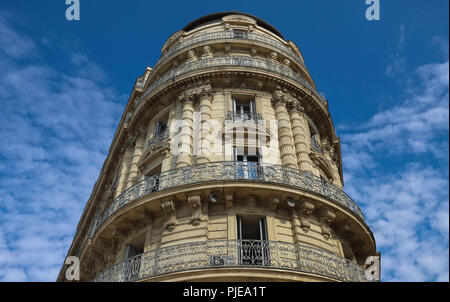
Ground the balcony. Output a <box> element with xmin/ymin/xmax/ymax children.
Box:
<box><xmin>94</xmin><ymin>161</ymin><xmax>364</xmax><ymax>236</ymax></box>
<box><xmin>310</xmin><ymin>135</ymin><xmax>323</xmax><ymax>154</ymax></box>
<box><xmin>93</xmin><ymin>239</ymin><xmax>367</xmax><ymax>282</ymax></box>
<box><xmin>225</xmin><ymin>111</ymin><xmax>264</xmax><ymax>123</ymax></box>
<box><xmin>153</xmin><ymin>31</ymin><xmax>307</xmax><ymax>73</ymax></box>
<box><xmin>136</xmin><ymin>56</ymin><xmax>327</xmax><ymax>109</ymax></box>
<box><xmin>147</xmin><ymin>129</ymin><xmax>169</xmax><ymax>150</ymax></box>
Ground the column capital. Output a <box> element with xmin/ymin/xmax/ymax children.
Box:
<box><xmin>178</xmin><ymin>91</ymin><xmax>196</xmax><ymax>104</ymax></box>
<box><xmin>271</xmin><ymin>93</ymin><xmax>288</xmax><ymax>107</ymax></box>
<box><xmin>288</xmin><ymin>101</ymin><xmax>305</xmax><ymax>114</ymax></box>
<box><xmin>199</xmin><ymin>86</ymin><xmax>214</xmax><ymax>100</ymax></box>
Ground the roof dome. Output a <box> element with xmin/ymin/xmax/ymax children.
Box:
<box><xmin>182</xmin><ymin>11</ymin><xmax>285</xmax><ymax>39</ymax></box>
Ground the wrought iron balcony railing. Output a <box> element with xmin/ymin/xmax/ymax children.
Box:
<box><xmin>94</xmin><ymin>161</ymin><xmax>364</xmax><ymax>235</ymax></box>
<box><xmin>310</xmin><ymin>135</ymin><xmax>323</xmax><ymax>154</ymax></box>
<box><xmin>225</xmin><ymin>111</ymin><xmax>264</xmax><ymax>123</ymax></box>
<box><xmin>93</xmin><ymin>239</ymin><xmax>367</xmax><ymax>282</ymax></box>
<box><xmin>136</xmin><ymin>56</ymin><xmax>326</xmax><ymax>109</ymax></box>
<box><xmin>153</xmin><ymin>31</ymin><xmax>307</xmax><ymax>74</ymax></box>
<box><xmin>147</xmin><ymin>129</ymin><xmax>169</xmax><ymax>149</ymax></box>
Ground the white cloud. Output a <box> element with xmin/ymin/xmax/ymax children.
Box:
<box><xmin>0</xmin><ymin>12</ymin><xmax>36</xmax><ymax>60</ymax></box>
<box><xmin>0</xmin><ymin>12</ymin><xmax>124</xmax><ymax>281</ymax></box>
<box><xmin>386</xmin><ymin>24</ymin><xmax>407</xmax><ymax>77</ymax></box>
<box><xmin>341</xmin><ymin>38</ymin><xmax>449</xmax><ymax>281</ymax></box>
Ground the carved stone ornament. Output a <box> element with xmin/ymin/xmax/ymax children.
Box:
<box><xmin>222</xmin><ymin>14</ymin><xmax>257</xmax><ymax>25</ymax></box>
<box><xmin>161</xmin><ymin>200</ymin><xmax>177</xmax><ymax>231</ymax></box>
<box><xmin>299</xmin><ymin>200</ymin><xmax>315</xmax><ymax>233</ymax></box>
<box><xmin>270</xmin><ymin>195</ymin><xmax>280</xmax><ymax>210</ymax></box>
<box><xmin>188</xmin><ymin>195</ymin><xmax>202</xmax><ymax>226</ymax></box>
<box><xmin>225</xmin><ymin>191</ymin><xmax>233</xmax><ymax>208</ymax></box>
<box><xmin>202</xmin><ymin>45</ymin><xmax>213</xmax><ymax>59</ymax></box>
<box><xmin>246</xmin><ymin>195</ymin><xmax>257</xmax><ymax>213</ymax></box>
<box><xmin>268</xmin><ymin>51</ymin><xmax>278</xmax><ymax>63</ymax></box>
<box><xmin>224</xmin><ymin>43</ymin><xmax>231</xmax><ymax>55</ymax></box>
<box><xmin>271</xmin><ymin>88</ymin><xmax>288</xmax><ymax>107</ymax></box>
<box><xmin>319</xmin><ymin>207</ymin><xmax>336</xmax><ymax>240</ymax></box>
<box><xmin>186</xmin><ymin>49</ymin><xmax>198</xmax><ymax>63</ymax></box>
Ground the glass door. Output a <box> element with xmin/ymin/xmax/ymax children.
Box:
<box><xmin>237</xmin><ymin>216</ymin><xmax>269</xmax><ymax>266</ymax></box>
<box><xmin>233</xmin><ymin>147</ymin><xmax>260</xmax><ymax>180</ymax></box>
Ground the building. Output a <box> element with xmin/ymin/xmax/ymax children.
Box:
<box><xmin>57</xmin><ymin>11</ymin><xmax>379</xmax><ymax>282</ymax></box>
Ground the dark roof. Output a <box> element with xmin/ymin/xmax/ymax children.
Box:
<box><xmin>183</xmin><ymin>11</ymin><xmax>285</xmax><ymax>40</ymax></box>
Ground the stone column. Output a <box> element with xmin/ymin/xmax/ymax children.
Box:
<box><xmin>289</xmin><ymin>103</ymin><xmax>314</xmax><ymax>173</ymax></box>
<box><xmin>196</xmin><ymin>87</ymin><xmax>213</xmax><ymax>164</ymax></box>
<box><xmin>114</xmin><ymin>138</ymin><xmax>134</xmax><ymax>198</ymax></box>
<box><xmin>272</xmin><ymin>91</ymin><xmax>298</xmax><ymax>169</ymax></box>
<box><xmin>176</xmin><ymin>92</ymin><xmax>195</xmax><ymax>168</ymax></box>
<box><xmin>126</xmin><ymin>128</ymin><xmax>146</xmax><ymax>189</ymax></box>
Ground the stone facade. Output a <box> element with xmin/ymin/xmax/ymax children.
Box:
<box><xmin>57</xmin><ymin>12</ymin><xmax>378</xmax><ymax>282</ymax></box>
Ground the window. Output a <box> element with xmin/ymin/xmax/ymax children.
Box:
<box><xmin>123</xmin><ymin>234</ymin><xmax>145</xmax><ymax>281</ymax></box>
<box><xmin>233</xmin><ymin>30</ymin><xmax>248</xmax><ymax>39</ymax></box>
<box><xmin>146</xmin><ymin>164</ymin><xmax>162</xmax><ymax>193</ymax></box>
<box><xmin>154</xmin><ymin>120</ymin><xmax>168</xmax><ymax>137</ymax></box>
<box><xmin>232</xmin><ymin>97</ymin><xmax>256</xmax><ymax>121</ymax></box>
<box><xmin>309</xmin><ymin>125</ymin><xmax>323</xmax><ymax>154</ymax></box>
<box><xmin>237</xmin><ymin>216</ymin><xmax>269</xmax><ymax>266</ymax></box>
<box><xmin>148</xmin><ymin>120</ymin><xmax>169</xmax><ymax>149</ymax></box>
<box><xmin>233</xmin><ymin>147</ymin><xmax>260</xmax><ymax>179</ymax></box>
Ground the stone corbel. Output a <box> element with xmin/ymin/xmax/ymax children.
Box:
<box><xmin>225</xmin><ymin>191</ymin><xmax>233</xmax><ymax>208</ymax></box>
<box><xmin>187</xmin><ymin>195</ymin><xmax>202</xmax><ymax>226</ymax></box>
<box><xmin>161</xmin><ymin>199</ymin><xmax>177</xmax><ymax>231</ymax></box>
<box><xmin>299</xmin><ymin>200</ymin><xmax>315</xmax><ymax>233</ymax></box>
<box><xmin>283</xmin><ymin>58</ymin><xmax>291</xmax><ymax>68</ymax></box>
<box><xmin>267</xmin><ymin>51</ymin><xmax>278</xmax><ymax>63</ymax></box>
<box><xmin>201</xmin><ymin>45</ymin><xmax>213</xmax><ymax>59</ymax></box>
<box><xmin>224</xmin><ymin>43</ymin><xmax>231</xmax><ymax>55</ymax></box>
<box><xmin>246</xmin><ymin>195</ymin><xmax>258</xmax><ymax>213</ymax></box>
<box><xmin>186</xmin><ymin>49</ymin><xmax>198</xmax><ymax>63</ymax></box>
<box><xmin>270</xmin><ymin>195</ymin><xmax>281</xmax><ymax>210</ymax></box>
<box><xmin>319</xmin><ymin>207</ymin><xmax>336</xmax><ymax>240</ymax></box>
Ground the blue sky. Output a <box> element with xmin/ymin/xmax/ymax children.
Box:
<box><xmin>0</xmin><ymin>0</ymin><xmax>448</xmax><ymax>282</ymax></box>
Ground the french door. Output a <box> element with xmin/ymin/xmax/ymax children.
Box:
<box><xmin>236</xmin><ymin>216</ymin><xmax>270</xmax><ymax>266</ymax></box>
<box><xmin>233</xmin><ymin>147</ymin><xmax>260</xmax><ymax>180</ymax></box>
